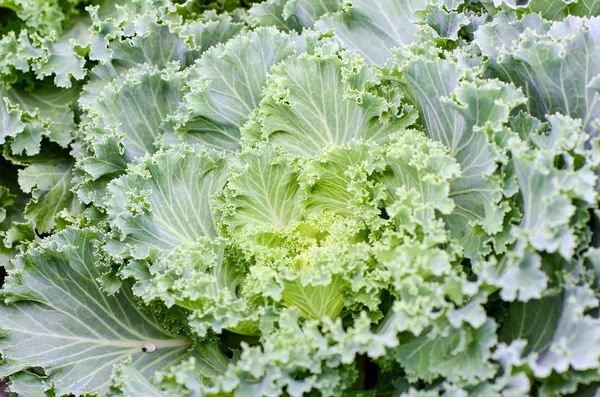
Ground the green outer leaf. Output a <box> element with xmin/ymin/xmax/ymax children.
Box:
<box><xmin>395</xmin><ymin>319</ymin><xmax>498</xmax><ymax>383</ymax></box>
<box><xmin>248</xmin><ymin>0</ymin><xmax>304</xmax><ymax>31</ymax></box>
<box><xmin>74</xmin><ymin>131</ymin><xmax>129</xmax><ymax>206</ymax></box>
<box><xmin>476</xmin><ymin>15</ymin><xmax>600</xmax><ymax>139</ymax></box>
<box><xmin>6</xmin><ymin>371</ymin><xmax>50</xmax><ymax>397</ymax></box>
<box><xmin>500</xmin><ymin>286</ymin><xmax>600</xmax><ymax>378</ymax></box>
<box><xmin>283</xmin><ymin>0</ymin><xmax>340</xmax><ymax>28</ymax></box>
<box><xmin>397</xmin><ymin>54</ymin><xmax>525</xmax><ymax>257</ymax></box>
<box><xmin>18</xmin><ymin>154</ymin><xmax>82</xmax><ymax>234</ymax></box>
<box><xmin>106</xmin><ymin>144</ymin><xmax>229</xmax><ymax>260</ymax></box>
<box><xmin>2</xmin><ymin>82</ymin><xmax>78</xmax><ymax>149</ymax></box>
<box><xmin>80</xmin><ymin>16</ymin><xmax>188</xmax><ymax>108</ymax></box>
<box><xmin>34</xmin><ymin>33</ymin><xmax>87</xmax><ymax>88</ymax></box>
<box><xmin>482</xmin><ymin>0</ymin><xmax>600</xmax><ymax>21</ymax></box>
<box><xmin>0</xmin><ymin>228</ymin><xmax>192</xmax><ymax>396</ymax></box>
<box><xmin>178</xmin><ymin>10</ymin><xmax>247</xmax><ymax>63</ymax></box>
<box><xmin>315</xmin><ymin>0</ymin><xmax>430</xmax><ymax>64</ymax></box>
<box><xmin>0</xmin><ymin>97</ymin><xmax>25</xmax><ymax>146</ymax></box>
<box><xmin>90</xmin><ymin>63</ymin><xmax>185</xmax><ymax>160</ymax></box>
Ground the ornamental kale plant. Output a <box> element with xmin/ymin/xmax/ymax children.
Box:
<box><xmin>0</xmin><ymin>0</ymin><xmax>600</xmax><ymax>395</ymax></box>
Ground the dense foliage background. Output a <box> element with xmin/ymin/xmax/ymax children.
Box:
<box><xmin>0</xmin><ymin>0</ymin><xmax>600</xmax><ymax>395</ymax></box>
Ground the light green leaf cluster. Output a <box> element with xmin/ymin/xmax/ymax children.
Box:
<box><xmin>1</xmin><ymin>0</ymin><xmax>600</xmax><ymax>395</ymax></box>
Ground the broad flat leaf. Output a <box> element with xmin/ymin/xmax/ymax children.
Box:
<box><xmin>500</xmin><ymin>293</ymin><xmax>562</xmax><ymax>357</ymax></box>
<box><xmin>396</xmin><ymin>54</ymin><xmax>525</xmax><ymax>258</ymax></box>
<box><xmin>500</xmin><ymin>286</ymin><xmax>600</xmax><ymax>377</ymax></box>
<box><xmin>173</xmin><ymin>27</ymin><xmax>307</xmax><ymax>150</ymax></box>
<box><xmin>0</xmin><ymin>228</ymin><xmax>192</xmax><ymax>396</ymax></box>
<box><xmin>315</xmin><ymin>0</ymin><xmax>430</xmax><ymax>64</ymax></box>
<box><xmin>247</xmin><ymin>46</ymin><xmax>417</xmax><ymax>156</ymax></box>
<box><xmin>476</xmin><ymin>15</ymin><xmax>600</xmax><ymax>139</ymax></box>
<box><xmin>6</xmin><ymin>371</ymin><xmax>49</xmax><ymax>397</ymax></box>
<box><xmin>106</xmin><ymin>145</ymin><xmax>229</xmax><ymax>259</ymax></box>
<box><xmin>423</xmin><ymin>6</ymin><xmax>470</xmax><ymax>41</ymax></box>
<box><xmin>538</xmin><ymin>371</ymin><xmax>600</xmax><ymax>397</ymax></box>
<box><xmin>568</xmin><ymin>0</ymin><xmax>600</xmax><ymax>17</ymax></box>
<box><xmin>282</xmin><ymin>0</ymin><xmax>340</xmax><ymax>28</ymax></box>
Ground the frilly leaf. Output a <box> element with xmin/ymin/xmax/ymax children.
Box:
<box><xmin>394</xmin><ymin>319</ymin><xmax>498</xmax><ymax>384</ymax></box>
<box><xmin>105</xmin><ymin>144</ymin><xmax>229</xmax><ymax>260</ymax></box>
<box><xmin>86</xmin><ymin>63</ymin><xmax>185</xmax><ymax>159</ymax></box>
<box><xmin>108</xmin><ymin>358</ymin><xmax>166</xmax><ymax>397</ymax></box>
<box><xmin>219</xmin><ymin>144</ymin><xmax>303</xmax><ymax>231</ymax></box>
<box><xmin>171</xmin><ymin>27</ymin><xmax>308</xmax><ymax>150</ymax></box>
<box><xmin>500</xmin><ymin>286</ymin><xmax>600</xmax><ymax>378</ymax></box>
<box><xmin>476</xmin><ymin>15</ymin><xmax>600</xmax><ymax>140</ymax></box>
<box><xmin>395</xmin><ymin>52</ymin><xmax>526</xmax><ymax>258</ymax></box>
<box><xmin>245</xmin><ymin>44</ymin><xmax>417</xmax><ymax>156</ymax></box>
